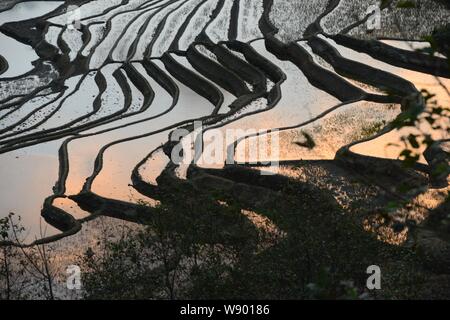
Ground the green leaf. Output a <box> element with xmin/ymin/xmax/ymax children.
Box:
<box><xmin>407</xmin><ymin>134</ymin><xmax>420</xmax><ymax>149</ymax></box>
<box><xmin>397</xmin><ymin>0</ymin><xmax>416</xmax><ymax>8</ymax></box>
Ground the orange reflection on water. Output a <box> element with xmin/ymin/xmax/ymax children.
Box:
<box><xmin>352</xmin><ymin>71</ymin><xmax>449</xmax><ymax>162</ymax></box>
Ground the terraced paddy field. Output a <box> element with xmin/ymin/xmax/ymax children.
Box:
<box><xmin>0</xmin><ymin>0</ymin><xmax>449</xmax><ymax>300</ymax></box>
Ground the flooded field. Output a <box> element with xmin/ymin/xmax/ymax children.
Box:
<box><xmin>0</xmin><ymin>0</ymin><xmax>449</xmax><ymax>300</ymax></box>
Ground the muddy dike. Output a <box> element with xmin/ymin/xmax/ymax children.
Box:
<box><xmin>213</xmin><ymin>43</ymin><xmax>267</xmax><ymax>92</ymax></box>
<box><xmin>161</xmin><ymin>52</ymin><xmax>224</xmax><ymax>113</ymax></box>
<box><xmin>186</xmin><ymin>44</ymin><xmax>251</xmax><ymax>98</ymax></box>
<box><xmin>307</xmin><ymin>36</ymin><xmax>417</xmax><ymax>100</ymax></box>
<box><xmin>331</xmin><ymin>34</ymin><xmax>450</xmax><ymax>78</ymax></box>
<box><xmin>0</xmin><ymin>54</ymin><xmax>8</xmax><ymax>76</ymax></box>
<box><xmin>272</xmin><ymin>36</ymin><xmax>366</xmax><ymax>102</ymax></box>
<box><xmin>0</xmin><ymin>7</ymin><xmax>88</xmax><ymax>78</ymax></box>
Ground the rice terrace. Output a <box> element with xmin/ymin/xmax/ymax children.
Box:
<box><xmin>0</xmin><ymin>0</ymin><xmax>449</xmax><ymax>301</ymax></box>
